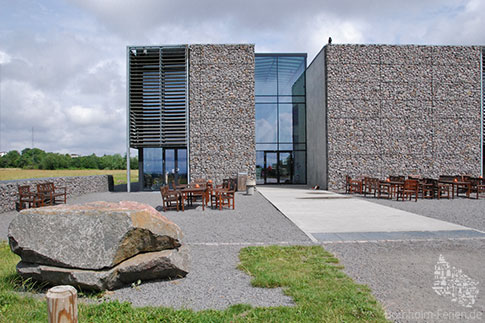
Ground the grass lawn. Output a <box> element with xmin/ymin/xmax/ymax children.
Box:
<box><xmin>0</xmin><ymin>242</ymin><xmax>388</xmax><ymax>322</ymax></box>
<box><xmin>0</xmin><ymin>168</ymin><xmax>138</xmax><ymax>185</ymax></box>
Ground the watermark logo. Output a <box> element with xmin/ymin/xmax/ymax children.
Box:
<box><xmin>432</xmin><ymin>254</ymin><xmax>479</xmax><ymax>308</ymax></box>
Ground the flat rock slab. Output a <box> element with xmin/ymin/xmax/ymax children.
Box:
<box><xmin>9</xmin><ymin>201</ymin><xmax>183</xmax><ymax>270</ymax></box>
<box><xmin>17</xmin><ymin>246</ymin><xmax>189</xmax><ymax>291</ymax></box>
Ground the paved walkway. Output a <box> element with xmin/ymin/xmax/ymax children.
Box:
<box><xmin>257</xmin><ymin>186</ymin><xmax>485</xmax><ymax>242</ymax></box>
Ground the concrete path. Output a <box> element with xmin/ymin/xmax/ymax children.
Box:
<box><xmin>257</xmin><ymin>186</ymin><xmax>485</xmax><ymax>242</ymax></box>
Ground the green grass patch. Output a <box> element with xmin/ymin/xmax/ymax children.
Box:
<box><xmin>0</xmin><ymin>242</ymin><xmax>388</xmax><ymax>322</ymax></box>
<box><xmin>0</xmin><ymin>168</ymin><xmax>138</xmax><ymax>185</ymax></box>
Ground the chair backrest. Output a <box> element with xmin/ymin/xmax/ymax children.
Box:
<box><xmin>18</xmin><ymin>185</ymin><xmax>31</xmax><ymax>195</ymax></box>
<box><xmin>389</xmin><ymin>175</ymin><xmax>405</xmax><ymax>182</ymax></box>
<box><xmin>37</xmin><ymin>182</ymin><xmax>54</xmax><ymax>193</ymax></box>
<box><xmin>223</xmin><ymin>178</ymin><xmax>237</xmax><ymax>191</ymax></box>
<box><xmin>160</xmin><ymin>185</ymin><xmax>168</xmax><ymax>198</ymax></box>
<box><xmin>404</xmin><ymin>179</ymin><xmax>418</xmax><ymax>190</ymax></box>
<box><xmin>422</xmin><ymin>178</ymin><xmax>437</xmax><ymax>185</ymax></box>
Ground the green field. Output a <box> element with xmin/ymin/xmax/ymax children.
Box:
<box><xmin>0</xmin><ymin>168</ymin><xmax>138</xmax><ymax>185</ymax></box>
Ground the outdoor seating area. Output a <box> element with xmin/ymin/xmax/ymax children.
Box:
<box><xmin>160</xmin><ymin>178</ymin><xmax>237</xmax><ymax>211</ymax></box>
<box><xmin>346</xmin><ymin>175</ymin><xmax>485</xmax><ymax>201</ymax></box>
<box><xmin>16</xmin><ymin>182</ymin><xmax>67</xmax><ymax>210</ymax></box>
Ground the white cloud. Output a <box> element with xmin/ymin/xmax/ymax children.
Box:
<box><xmin>1</xmin><ymin>0</ymin><xmax>485</xmax><ymax>156</ymax></box>
<box><xmin>0</xmin><ymin>50</ymin><xmax>11</xmax><ymax>64</ymax></box>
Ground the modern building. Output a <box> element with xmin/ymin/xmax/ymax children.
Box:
<box><xmin>127</xmin><ymin>43</ymin><xmax>484</xmax><ymax>191</ymax></box>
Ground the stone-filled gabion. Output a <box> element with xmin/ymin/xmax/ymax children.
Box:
<box><xmin>188</xmin><ymin>44</ymin><xmax>256</xmax><ymax>184</ymax></box>
<box><xmin>325</xmin><ymin>45</ymin><xmax>482</xmax><ymax>190</ymax></box>
<box><xmin>0</xmin><ymin>175</ymin><xmax>112</xmax><ymax>213</ymax></box>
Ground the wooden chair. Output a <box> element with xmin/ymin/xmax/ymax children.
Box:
<box><xmin>436</xmin><ymin>182</ymin><xmax>450</xmax><ymax>199</ymax></box>
<box><xmin>37</xmin><ymin>182</ymin><xmax>67</xmax><ymax>206</ymax></box>
<box><xmin>363</xmin><ymin>177</ymin><xmax>379</xmax><ymax>197</ymax></box>
<box><xmin>171</xmin><ymin>179</ymin><xmax>187</xmax><ymax>190</ymax></box>
<box><xmin>160</xmin><ymin>185</ymin><xmax>180</xmax><ymax>212</ymax></box>
<box><xmin>17</xmin><ymin>185</ymin><xmax>43</xmax><ymax>211</ymax></box>
<box><xmin>346</xmin><ymin>176</ymin><xmax>363</xmax><ymax>194</ymax></box>
<box><xmin>421</xmin><ymin>178</ymin><xmax>436</xmax><ymax>199</ymax></box>
<box><xmin>345</xmin><ymin>175</ymin><xmax>352</xmax><ymax>194</ymax></box>
<box><xmin>215</xmin><ymin>187</ymin><xmax>235</xmax><ymax>210</ymax></box>
<box><xmin>223</xmin><ymin>178</ymin><xmax>237</xmax><ymax>191</ymax></box>
<box><xmin>397</xmin><ymin>179</ymin><xmax>419</xmax><ymax>201</ymax></box>
<box><xmin>469</xmin><ymin>177</ymin><xmax>485</xmax><ymax>199</ymax></box>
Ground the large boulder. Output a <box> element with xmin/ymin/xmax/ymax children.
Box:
<box><xmin>8</xmin><ymin>201</ymin><xmax>189</xmax><ymax>290</ymax></box>
<box><xmin>16</xmin><ymin>246</ymin><xmax>189</xmax><ymax>291</ymax></box>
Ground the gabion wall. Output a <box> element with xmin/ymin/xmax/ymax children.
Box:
<box><xmin>0</xmin><ymin>175</ymin><xmax>112</xmax><ymax>213</ymax></box>
<box><xmin>325</xmin><ymin>45</ymin><xmax>482</xmax><ymax>190</ymax></box>
<box><xmin>188</xmin><ymin>44</ymin><xmax>256</xmax><ymax>184</ymax></box>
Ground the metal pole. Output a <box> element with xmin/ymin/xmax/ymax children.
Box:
<box><xmin>126</xmin><ymin>47</ymin><xmax>131</xmax><ymax>192</ymax></box>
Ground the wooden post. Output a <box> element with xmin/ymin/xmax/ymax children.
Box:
<box><xmin>46</xmin><ymin>285</ymin><xmax>78</xmax><ymax>323</ymax></box>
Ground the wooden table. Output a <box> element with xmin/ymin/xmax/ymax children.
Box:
<box><xmin>439</xmin><ymin>180</ymin><xmax>471</xmax><ymax>199</ymax></box>
<box><xmin>180</xmin><ymin>187</ymin><xmax>207</xmax><ymax>211</ymax></box>
<box><xmin>387</xmin><ymin>181</ymin><xmax>404</xmax><ymax>200</ymax></box>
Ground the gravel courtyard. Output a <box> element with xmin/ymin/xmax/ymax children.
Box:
<box><xmin>1</xmin><ymin>190</ymin><xmax>484</xmax><ymax>321</ymax></box>
<box><xmin>324</xmin><ymin>197</ymin><xmax>485</xmax><ymax>322</ymax></box>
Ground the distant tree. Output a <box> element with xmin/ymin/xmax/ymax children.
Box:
<box><xmin>79</xmin><ymin>154</ymin><xmax>98</xmax><ymax>169</ymax></box>
<box><xmin>19</xmin><ymin>148</ymin><xmax>46</xmax><ymax>169</ymax></box>
<box><xmin>0</xmin><ymin>150</ymin><xmax>21</xmax><ymax>168</ymax></box>
<box><xmin>0</xmin><ymin>148</ymin><xmax>138</xmax><ymax>171</ymax></box>
<box><xmin>41</xmin><ymin>153</ymin><xmax>59</xmax><ymax>170</ymax></box>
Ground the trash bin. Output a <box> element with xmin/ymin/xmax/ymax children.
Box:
<box><xmin>246</xmin><ymin>179</ymin><xmax>256</xmax><ymax>195</ymax></box>
<box><xmin>237</xmin><ymin>172</ymin><xmax>248</xmax><ymax>191</ymax></box>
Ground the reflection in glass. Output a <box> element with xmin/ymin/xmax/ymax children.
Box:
<box><xmin>279</xmin><ymin>152</ymin><xmax>292</xmax><ymax>184</ymax></box>
<box><xmin>278</xmin><ymin>56</ymin><xmax>305</xmax><ymax>96</ymax></box>
<box><xmin>255</xmin><ymin>56</ymin><xmax>277</xmax><ymax>95</ymax></box>
<box><xmin>256</xmin><ymin>151</ymin><xmax>264</xmax><ymax>185</ymax></box>
<box><xmin>256</xmin><ymin>143</ymin><xmax>278</xmax><ymax>151</ymax></box>
<box><xmin>177</xmin><ymin>149</ymin><xmax>188</xmax><ymax>184</ymax></box>
<box><xmin>256</xmin><ymin>104</ymin><xmax>277</xmax><ymax>143</ymax></box>
<box><xmin>279</xmin><ymin>104</ymin><xmax>293</xmax><ymax>143</ymax></box>
<box><xmin>143</xmin><ymin>148</ymin><xmax>163</xmax><ymax>190</ymax></box>
<box><xmin>293</xmin><ymin>151</ymin><xmax>306</xmax><ymax>184</ymax></box>
<box><xmin>142</xmin><ymin>148</ymin><xmax>188</xmax><ymax>190</ymax></box>
<box><xmin>265</xmin><ymin>152</ymin><xmax>278</xmax><ymax>184</ymax></box>
<box><xmin>292</xmin><ymin>103</ymin><xmax>306</xmax><ymax>144</ymax></box>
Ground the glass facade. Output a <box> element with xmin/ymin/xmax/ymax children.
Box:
<box><xmin>141</xmin><ymin>148</ymin><xmax>187</xmax><ymax>190</ymax></box>
<box><xmin>255</xmin><ymin>54</ymin><xmax>307</xmax><ymax>184</ymax></box>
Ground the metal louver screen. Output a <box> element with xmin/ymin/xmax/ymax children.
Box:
<box><xmin>128</xmin><ymin>46</ymin><xmax>188</xmax><ymax>148</ymax></box>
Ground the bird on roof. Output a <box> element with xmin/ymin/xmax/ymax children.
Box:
<box><xmin>328</xmin><ymin>37</ymin><xmax>332</xmax><ymax>45</ymax></box>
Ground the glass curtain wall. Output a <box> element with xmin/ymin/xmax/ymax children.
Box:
<box><xmin>255</xmin><ymin>54</ymin><xmax>307</xmax><ymax>184</ymax></box>
<box><xmin>142</xmin><ymin>148</ymin><xmax>187</xmax><ymax>190</ymax></box>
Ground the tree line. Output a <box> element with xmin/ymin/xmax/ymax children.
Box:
<box><xmin>0</xmin><ymin>148</ymin><xmax>138</xmax><ymax>170</ymax></box>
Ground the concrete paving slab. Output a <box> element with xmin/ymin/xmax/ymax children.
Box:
<box><xmin>312</xmin><ymin>230</ymin><xmax>485</xmax><ymax>242</ymax></box>
<box><xmin>257</xmin><ymin>187</ymin><xmax>474</xmax><ymax>242</ymax></box>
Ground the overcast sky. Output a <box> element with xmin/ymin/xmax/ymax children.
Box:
<box><xmin>0</xmin><ymin>0</ymin><xmax>484</xmax><ymax>156</ymax></box>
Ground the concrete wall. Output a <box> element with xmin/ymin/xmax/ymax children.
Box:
<box><xmin>188</xmin><ymin>44</ymin><xmax>256</xmax><ymax>184</ymax></box>
<box><xmin>0</xmin><ymin>175</ymin><xmax>112</xmax><ymax>213</ymax></box>
<box><xmin>306</xmin><ymin>47</ymin><xmax>328</xmax><ymax>188</ymax></box>
<box><xmin>324</xmin><ymin>44</ymin><xmax>482</xmax><ymax>190</ymax></box>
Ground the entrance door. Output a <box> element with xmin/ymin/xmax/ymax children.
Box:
<box><xmin>261</xmin><ymin>151</ymin><xmax>293</xmax><ymax>184</ymax></box>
